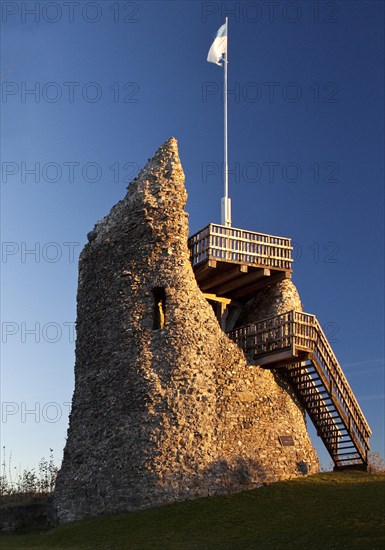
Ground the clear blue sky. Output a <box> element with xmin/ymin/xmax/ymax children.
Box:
<box><xmin>1</xmin><ymin>1</ymin><xmax>384</xmax><ymax>472</ymax></box>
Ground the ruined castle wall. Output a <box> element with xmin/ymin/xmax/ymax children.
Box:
<box><xmin>53</xmin><ymin>139</ymin><xmax>319</xmax><ymax>524</ymax></box>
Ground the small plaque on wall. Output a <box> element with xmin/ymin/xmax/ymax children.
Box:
<box><xmin>279</xmin><ymin>435</ymin><xmax>295</xmax><ymax>447</ymax></box>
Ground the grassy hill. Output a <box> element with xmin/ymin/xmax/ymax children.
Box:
<box><xmin>2</xmin><ymin>472</ymin><xmax>384</xmax><ymax>549</ymax></box>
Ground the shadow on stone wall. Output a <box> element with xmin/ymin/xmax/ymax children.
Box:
<box><xmin>271</xmin><ymin>368</ymin><xmax>306</xmax><ymax>420</ymax></box>
<box><xmin>203</xmin><ymin>456</ymin><xmax>267</xmax><ymax>491</ymax></box>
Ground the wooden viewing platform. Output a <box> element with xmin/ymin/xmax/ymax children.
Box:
<box><xmin>188</xmin><ymin>224</ymin><xmax>293</xmax><ymax>301</ymax></box>
<box><xmin>227</xmin><ymin>311</ymin><xmax>372</xmax><ymax>470</ymax></box>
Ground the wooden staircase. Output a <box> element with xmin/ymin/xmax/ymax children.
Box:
<box><xmin>227</xmin><ymin>311</ymin><xmax>372</xmax><ymax>470</ymax></box>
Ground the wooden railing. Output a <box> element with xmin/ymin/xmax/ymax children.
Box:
<box><xmin>227</xmin><ymin>310</ymin><xmax>371</xmax><ymax>466</ymax></box>
<box><xmin>188</xmin><ymin>224</ymin><xmax>293</xmax><ymax>271</ymax></box>
<box><xmin>227</xmin><ymin>311</ymin><xmax>316</xmax><ymax>358</ymax></box>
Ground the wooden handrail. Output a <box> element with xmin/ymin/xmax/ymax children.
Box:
<box><xmin>188</xmin><ymin>223</ymin><xmax>293</xmax><ymax>270</ymax></box>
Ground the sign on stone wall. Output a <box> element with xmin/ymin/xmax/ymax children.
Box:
<box><xmin>279</xmin><ymin>435</ymin><xmax>295</xmax><ymax>447</ymax></box>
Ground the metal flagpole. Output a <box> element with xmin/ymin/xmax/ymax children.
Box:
<box><xmin>221</xmin><ymin>16</ymin><xmax>231</xmax><ymax>227</ymax></box>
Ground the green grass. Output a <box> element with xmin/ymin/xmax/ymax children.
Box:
<box><xmin>2</xmin><ymin>472</ymin><xmax>384</xmax><ymax>549</ymax></box>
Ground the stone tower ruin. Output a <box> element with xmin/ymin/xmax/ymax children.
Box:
<box><xmin>53</xmin><ymin>138</ymin><xmax>370</xmax><ymax>524</ymax></box>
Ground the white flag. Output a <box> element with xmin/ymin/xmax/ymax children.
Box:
<box><xmin>207</xmin><ymin>22</ymin><xmax>227</xmax><ymax>66</ymax></box>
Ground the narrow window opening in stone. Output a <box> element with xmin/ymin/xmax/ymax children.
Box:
<box><xmin>153</xmin><ymin>287</ymin><xmax>166</xmax><ymax>330</ymax></box>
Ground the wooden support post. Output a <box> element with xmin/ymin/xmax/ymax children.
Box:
<box><xmin>220</xmin><ymin>301</ymin><xmax>228</xmax><ymax>331</ymax></box>
<box><xmin>203</xmin><ymin>293</ymin><xmax>232</xmax><ymax>331</ymax></box>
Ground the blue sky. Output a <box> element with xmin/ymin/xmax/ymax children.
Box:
<box><xmin>1</xmin><ymin>0</ymin><xmax>384</xmax><ymax>472</ymax></box>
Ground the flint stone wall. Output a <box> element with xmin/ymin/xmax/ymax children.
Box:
<box><xmin>52</xmin><ymin>138</ymin><xmax>319</xmax><ymax>524</ymax></box>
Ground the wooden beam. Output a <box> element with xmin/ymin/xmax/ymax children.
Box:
<box><xmin>203</xmin><ymin>293</ymin><xmax>232</xmax><ymax>305</ymax></box>
<box><xmin>229</xmin><ymin>271</ymin><xmax>290</xmax><ymax>300</ymax></box>
<box><xmin>256</xmin><ymin>348</ymin><xmax>297</xmax><ymax>367</ymax></box>
<box><xmin>214</xmin><ymin>268</ymin><xmax>270</xmax><ymax>295</ymax></box>
<box><xmin>199</xmin><ymin>264</ymin><xmax>248</xmax><ymax>291</ymax></box>
<box><xmin>193</xmin><ymin>259</ymin><xmax>217</xmax><ymax>282</ymax></box>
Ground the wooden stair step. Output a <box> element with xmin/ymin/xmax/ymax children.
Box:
<box><xmin>290</xmin><ymin>376</ymin><xmax>321</xmax><ymax>383</ymax></box>
<box><xmin>337</xmin><ymin>452</ymin><xmax>360</xmax><ymax>460</ymax></box>
<box><xmin>298</xmin><ymin>387</ymin><xmax>327</xmax><ymax>394</ymax></box>
<box><xmin>317</xmin><ymin>423</ymin><xmax>346</xmax><ymax>430</ymax></box>
<box><xmin>306</xmin><ymin>403</ymin><xmax>334</xmax><ymax>410</ymax></box>
<box><xmin>335</xmin><ymin>457</ymin><xmax>363</xmax><ymax>463</ymax></box>
<box><xmin>304</xmin><ymin>398</ymin><xmax>332</xmax><ymax>405</ymax></box>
